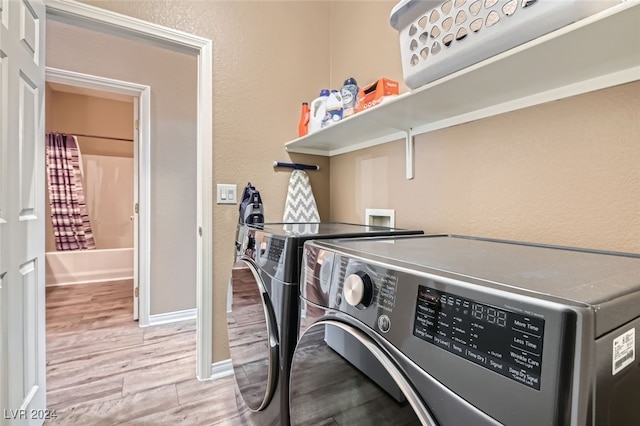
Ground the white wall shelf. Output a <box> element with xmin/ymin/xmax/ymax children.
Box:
<box><xmin>285</xmin><ymin>1</ymin><xmax>640</xmax><ymax>179</ymax></box>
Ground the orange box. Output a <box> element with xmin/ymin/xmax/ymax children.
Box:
<box><xmin>357</xmin><ymin>78</ymin><xmax>399</xmax><ymax>112</ymax></box>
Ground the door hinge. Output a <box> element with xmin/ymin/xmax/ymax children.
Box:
<box><xmin>134</xmin><ymin>287</ymin><xmax>139</xmax><ymax>298</ymax></box>
<box><xmin>135</xmin><ymin>203</ymin><xmax>139</xmax><ymax>214</ymax></box>
<box><xmin>135</xmin><ymin>119</ymin><xmax>139</xmax><ymax>130</ymax></box>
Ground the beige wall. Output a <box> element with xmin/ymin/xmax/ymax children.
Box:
<box><xmin>47</xmin><ymin>88</ymin><xmax>134</xmax><ymax>157</ymax></box>
<box><xmin>328</xmin><ymin>2</ymin><xmax>640</xmax><ymax>254</ymax></box>
<box><xmin>329</xmin><ymin>1</ymin><xmax>406</xmax><ymax>92</ymax></box>
<box><xmin>330</xmin><ymin>82</ymin><xmax>640</xmax><ymax>253</ymax></box>
<box><xmin>46</xmin><ymin>18</ymin><xmax>198</xmax><ymax>316</ymax></box>
<box><xmin>203</xmin><ymin>2</ymin><xmax>331</xmax><ymax>362</ymax></box>
<box><xmin>45</xmin><ymin>89</ymin><xmax>134</xmax><ymax>252</ymax></box>
<box><xmin>69</xmin><ymin>2</ymin><xmax>640</xmax><ymax>364</ymax></box>
<box><xmin>76</xmin><ymin>0</ymin><xmax>333</xmax><ymax>361</ymax></box>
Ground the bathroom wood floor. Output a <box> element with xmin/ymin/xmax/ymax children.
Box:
<box><xmin>45</xmin><ymin>279</ymin><xmax>241</xmax><ymax>425</ymax></box>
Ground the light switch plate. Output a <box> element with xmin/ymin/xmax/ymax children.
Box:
<box><xmin>217</xmin><ymin>184</ymin><xmax>237</xmax><ymax>204</ymax></box>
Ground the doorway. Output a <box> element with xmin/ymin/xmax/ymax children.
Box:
<box><xmin>45</xmin><ymin>80</ymin><xmax>136</xmax><ymax>318</ymax></box>
<box><xmin>45</xmin><ymin>0</ymin><xmax>214</xmax><ymax>380</ymax></box>
<box><xmin>45</xmin><ymin>68</ymin><xmax>150</xmax><ymax>324</ymax></box>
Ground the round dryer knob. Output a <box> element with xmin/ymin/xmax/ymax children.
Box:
<box><xmin>344</xmin><ymin>271</ymin><xmax>374</xmax><ymax>309</ymax></box>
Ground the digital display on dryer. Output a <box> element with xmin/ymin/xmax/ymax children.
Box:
<box><xmin>471</xmin><ymin>303</ymin><xmax>508</xmax><ymax>327</ymax></box>
<box><xmin>413</xmin><ymin>285</ymin><xmax>545</xmax><ymax>390</ymax></box>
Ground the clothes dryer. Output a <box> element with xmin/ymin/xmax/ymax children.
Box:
<box><xmin>290</xmin><ymin>235</ymin><xmax>640</xmax><ymax>425</ymax></box>
<box><xmin>227</xmin><ymin>223</ymin><xmax>423</xmax><ymax>425</ymax></box>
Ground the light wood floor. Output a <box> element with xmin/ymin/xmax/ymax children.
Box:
<box><xmin>45</xmin><ymin>279</ymin><xmax>241</xmax><ymax>425</ymax></box>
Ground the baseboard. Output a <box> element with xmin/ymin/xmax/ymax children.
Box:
<box><xmin>147</xmin><ymin>308</ymin><xmax>197</xmax><ymax>326</ymax></box>
<box><xmin>210</xmin><ymin>359</ymin><xmax>233</xmax><ymax>380</ymax></box>
<box><xmin>45</xmin><ymin>276</ymin><xmax>134</xmax><ymax>287</ymax></box>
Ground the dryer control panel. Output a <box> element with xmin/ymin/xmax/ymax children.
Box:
<box><xmin>303</xmin><ymin>246</ymin><xmax>557</xmax><ymax>393</ymax></box>
<box><xmin>413</xmin><ymin>286</ymin><xmax>545</xmax><ymax>390</ymax></box>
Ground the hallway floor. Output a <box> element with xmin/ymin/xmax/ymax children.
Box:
<box><xmin>45</xmin><ymin>280</ymin><xmax>240</xmax><ymax>425</ymax></box>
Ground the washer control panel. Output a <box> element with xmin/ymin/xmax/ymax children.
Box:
<box><xmin>413</xmin><ymin>286</ymin><xmax>545</xmax><ymax>390</ymax></box>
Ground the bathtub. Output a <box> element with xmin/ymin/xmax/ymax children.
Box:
<box><xmin>45</xmin><ymin>248</ymin><xmax>134</xmax><ymax>286</ymax></box>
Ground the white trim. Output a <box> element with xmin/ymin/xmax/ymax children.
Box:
<box><xmin>196</xmin><ymin>32</ymin><xmax>214</xmax><ymax>382</ymax></box>
<box><xmin>147</xmin><ymin>308</ymin><xmax>197</xmax><ymax>327</ymax></box>
<box><xmin>137</xmin><ymin>85</ymin><xmax>152</xmax><ymax>327</ymax></box>
<box><xmin>132</xmin><ymin>96</ymin><xmax>140</xmax><ymax>321</ymax></box>
<box><xmin>210</xmin><ymin>359</ymin><xmax>234</xmax><ymax>381</ymax></box>
<box><xmin>45</xmin><ymin>277</ymin><xmax>134</xmax><ymax>287</ymax></box>
<box><xmin>45</xmin><ymin>67</ymin><xmax>152</xmax><ymax>327</ymax></box>
<box><xmin>45</xmin><ymin>0</ymin><xmax>214</xmax><ymax>380</ymax></box>
<box><xmin>45</xmin><ymin>0</ymin><xmax>208</xmax><ymax>54</ymax></box>
<box><xmin>46</xmin><ymin>67</ymin><xmax>147</xmax><ymax>96</ymax></box>
<box><xmin>227</xmin><ymin>277</ymin><xmax>233</xmax><ymax>313</ymax></box>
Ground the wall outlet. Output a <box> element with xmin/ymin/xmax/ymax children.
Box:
<box><xmin>217</xmin><ymin>184</ymin><xmax>237</xmax><ymax>204</ymax></box>
<box><xmin>365</xmin><ymin>208</ymin><xmax>395</xmax><ymax>228</ymax></box>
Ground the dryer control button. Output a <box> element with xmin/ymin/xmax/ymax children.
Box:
<box><xmin>378</xmin><ymin>315</ymin><xmax>391</xmax><ymax>333</ymax></box>
<box><xmin>344</xmin><ymin>272</ymin><xmax>374</xmax><ymax>309</ymax></box>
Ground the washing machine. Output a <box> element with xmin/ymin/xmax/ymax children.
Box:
<box><xmin>290</xmin><ymin>234</ymin><xmax>640</xmax><ymax>425</ymax></box>
<box><xmin>227</xmin><ymin>222</ymin><xmax>424</xmax><ymax>425</ymax></box>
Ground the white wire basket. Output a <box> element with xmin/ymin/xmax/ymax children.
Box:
<box><xmin>390</xmin><ymin>0</ymin><xmax>620</xmax><ymax>89</ymax></box>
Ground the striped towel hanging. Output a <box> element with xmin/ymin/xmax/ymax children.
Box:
<box><xmin>283</xmin><ymin>169</ymin><xmax>320</xmax><ymax>233</ymax></box>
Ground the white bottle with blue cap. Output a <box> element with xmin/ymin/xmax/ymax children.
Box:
<box><xmin>322</xmin><ymin>90</ymin><xmax>343</xmax><ymax>128</ymax></box>
<box><xmin>308</xmin><ymin>89</ymin><xmax>330</xmax><ymax>134</ymax></box>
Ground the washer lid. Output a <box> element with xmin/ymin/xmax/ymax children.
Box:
<box><xmin>247</xmin><ymin>222</ymin><xmax>421</xmax><ymax>238</ymax></box>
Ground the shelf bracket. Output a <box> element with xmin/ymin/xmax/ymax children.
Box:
<box><xmin>405</xmin><ymin>128</ymin><xmax>415</xmax><ymax>180</ymax></box>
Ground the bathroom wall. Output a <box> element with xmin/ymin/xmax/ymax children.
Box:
<box><xmin>45</xmin><ymin>88</ymin><xmax>134</xmax><ymax>252</ymax></box>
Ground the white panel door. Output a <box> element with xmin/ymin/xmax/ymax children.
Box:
<box><xmin>0</xmin><ymin>0</ymin><xmax>47</xmax><ymax>424</ymax></box>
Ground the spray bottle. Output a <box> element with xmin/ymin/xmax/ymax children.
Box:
<box><xmin>298</xmin><ymin>102</ymin><xmax>310</xmax><ymax>137</ymax></box>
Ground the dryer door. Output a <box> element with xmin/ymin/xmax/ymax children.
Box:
<box><xmin>289</xmin><ymin>320</ymin><xmax>437</xmax><ymax>426</ymax></box>
<box><xmin>228</xmin><ymin>259</ymin><xmax>279</xmax><ymax>411</ymax></box>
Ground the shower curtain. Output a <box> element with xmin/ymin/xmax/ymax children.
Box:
<box><xmin>46</xmin><ymin>133</ymin><xmax>96</xmax><ymax>251</ymax></box>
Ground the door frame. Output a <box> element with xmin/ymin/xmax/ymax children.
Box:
<box><xmin>45</xmin><ymin>67</ymin><xmax>151</xmax><ymax>324</ymax></box>
<box><xmin>45</xmin><ymin>0</ymin><xmax>214</xmax><ymax>380</ymax></box>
